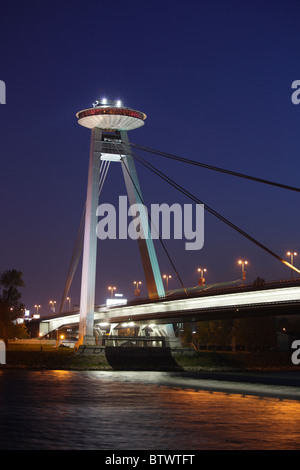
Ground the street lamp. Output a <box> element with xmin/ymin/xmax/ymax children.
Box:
<box><xmin>49</xmin><ymin>300</ymin><xmax>56</xmax><ymax>312</ymax></box>
<box><xmin>66</xmin><ymin>296</ymin><xmax>71</xmax><ymax>310</ymax></box>
<box><xmin>197</xmin><ymin>268</ymin><xmax>207</xmax><ymax>286</ymax></box>
<box><xmin>133</xmin><ymin>281</ymin><xmax>142</xmax><ymax>297</ymax></box>
<box><xmin>287</xmin><ymin>251</ymin><xmax>297</xmax><ymax>279</ymax></box>
<box><xmin>163</xmin><ymin>274</ymin><xmax>172</xmax><ymax>291</ymax></box>
<box><xmin>238</xmin><ymin>260</ymin><xmax>248</xmax><ymax>283</ymax></box>
<box><xmin>34</xmin><ymin>304</ymin><xmax>41</xmax><ymax>315</ymax></box>
<box><xmin>108</xmin><ymin>286</ymin><xmax>117</xmax><ymax>298</ymax></box>
<box><xmin>56</xmin><ymin>330</ymin><xmax>65</xmax><ymax>348</ymax></box>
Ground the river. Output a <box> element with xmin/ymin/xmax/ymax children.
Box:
<box><xmin>0</xmin><ymin>369</ymin><xmax>300</xmax><ymax>450</ymax></box>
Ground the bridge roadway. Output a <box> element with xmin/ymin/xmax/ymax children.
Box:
<box><xmin>39</xmin><ymin>279</ymin><xmax>300</xmax><ymax>335</ymax></box>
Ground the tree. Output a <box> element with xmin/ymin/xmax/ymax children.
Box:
<box><xmin>233</xmin><ymin>316</ymin><xmax>277</xmax><ymax>351</ymax></box>
<box><xmin>180</xmin><ymin>320</ymin><xmax>233</xmax><ymax>350</ymax></box>
<box><xmin>0</xmin><ymin>269</ymin><xmax>28</xmax><ymax>345</ymax></box>
<box><xmin>0</xmin><ymin>269</ymin><xmax>25</xmax><ymax>305</ymax></box>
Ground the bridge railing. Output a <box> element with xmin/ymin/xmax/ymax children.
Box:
<box><xmin>100</xmin><ymin>335</ymin><xmax>166</xmax><ymax>346</ymax></box>
<box><xmin>97</xmin><ymin>277</ymin><xmax>300</xmax><ymax>311</ymax></box>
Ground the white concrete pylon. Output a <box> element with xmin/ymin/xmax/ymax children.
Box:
<box><xmin>76</xmin><ymin>102</ymin><xmax>169</xmax><ymax>346</ymax></box>
<box><xmin>78</xmin><ymin>127</ymin><xmax>102</xmax><ymax>345</ymax></box>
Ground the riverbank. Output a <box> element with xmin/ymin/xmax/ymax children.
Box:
<box><xmin>4</xmin><ymin>347</ymin><xmax>112</xmax><ymax>370</ymax></box>
<box><xmin>175</xmin><ymin>349</ymin><xmax>299</xmax><ymax>372</ymax></box>
<box><xmin>2</xmin><ymin>343</ymin><xmax>299</xmax><ymax>374</ymax></box>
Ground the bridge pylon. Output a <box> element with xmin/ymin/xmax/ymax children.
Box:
<box><xmin>75</xmin><ymin>99</ymin><xmax>166</xmax><ymax>346</ymax></box>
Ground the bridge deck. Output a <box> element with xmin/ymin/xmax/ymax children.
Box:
<box><xmin>38</xmin><ymin>279</ymin><xmax>300</xmax><ymax>334</ymax></box>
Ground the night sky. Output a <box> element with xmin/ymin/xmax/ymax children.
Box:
<box><xmin>1</xmin><ymin>0</ymin><xmax>300</xmax><ymax>316</ymax></box>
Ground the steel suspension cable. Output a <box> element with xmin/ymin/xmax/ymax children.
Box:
<box><xmin>59</xmin><ymin>203</ymin><xmax>86</xmax><ymax>313</ymax></box>
<box><xmin>128</xmin><ymin>148</ymin><xmax>300</xmax><ymax>275</ymax></box>
<box><xmin>59</xmin><ymin>158</ymin><xmax>111</xmax><ymax>313</ymax></box>
<box><xmin>117</xmin><ymin>142</ymin><xmax>188</xmax><ymax>296</ymax></box>
<box><xmin>127</xmin><ymin>141</ymin><xmax>300</xmax><ymax>193</ymax></box>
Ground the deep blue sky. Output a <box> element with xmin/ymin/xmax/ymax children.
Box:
<box><xmin>1</xmin><ymin>0</ymin><xmax>300</xmax><ymax>316</ymax></box>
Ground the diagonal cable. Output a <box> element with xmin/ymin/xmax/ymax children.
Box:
<box><xmin>128</xmin><ymin>141</ymin><xmax>300</xmax><ymax>193</ymax></box>
<box><xmin>59</xmin><ymin>157</ymin><xmax>111</xmax><ymax>313</ymax></box>
<box><xmin>129</xmin><ymin>148</ymin><xmax>300</xmax><ymax>275</ymax></box>
<box><xmin>116</xmin><ymin>141</ymin><xmax>188</xmax><ymax>296</ymax></box>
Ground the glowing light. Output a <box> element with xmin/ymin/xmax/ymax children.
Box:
<box><xmin>78</xmin><ymin>108</ymin><xmax>145</xmax><ymax>120</ymax></box>
<box><xmin>106</xmin><ymin>298</ymin><xmax>127</xmax><ymax>307</ymax></box>
<box><xmin>122</xmin><ymin>321</ymin><xmax>134</xmax><ymax>327</ymax></box>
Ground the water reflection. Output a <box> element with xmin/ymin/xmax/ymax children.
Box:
<box><xmin>0</xmin><ymin>370</ymin><xmax>300</xmax><ymax>450</ymax></box>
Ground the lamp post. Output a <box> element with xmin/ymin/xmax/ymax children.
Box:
<box><xmin>197</xmin><ymin>268</ymin><xmax>207</xmax><ymax>286</ymax></box>
<box><xmin>56</xmin><ymin>330</ymin><xmax>65</xmax><ymax>348</ymax></box>
<box><xmin>133</xmin><ymin>281</ymin><xmax>142</xmax><ymax>297</ymax></box>
<box><xmin>238</xmin><ymin>260</ymin><xmax>248</xmax><ymax>284</ymax></box>
<box><xmin>163</xmin><ymin>274</ymin><xmax>172</xmax><ymax>292</ymax></box>
<box><xmin>287</xmin><ymin>251</ymin><xmax>297</xmax><ymax>279</ymax></box>
<box><xmin>108</xmin><ymin>286</ymin><xmax>117</xmax><ymax>298</ymax></box>
<box><xmin>34</xmin><ymin>304</ymin><xmax>41</xmax><ymax>315</ymax></box>
<box><xmin>49</xmin><ymin>300</ymin><xmax>56</xmax><ymax>312</ymax></box>
<box><xmin>66</xmin><ymin>296</ymin><xmax>71</xmax><ymax>311</ymax></box>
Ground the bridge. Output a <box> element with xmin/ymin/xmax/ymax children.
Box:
<box><xmin>29</xmin><ymin>99</ymin><xmax>300</xmax><ymax>352</ymax></box>
<box><xmin>36</xmin><ymin>278</ymin><xmax>300</xmax><ymax>347</ymax></box>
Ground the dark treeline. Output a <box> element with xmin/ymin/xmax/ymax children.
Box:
<box><xmin>180</xmin><ymin>315</ymin><xmax>300</xmax><ymax>352</ymax></box>
<box><xmin>0</xmin><ymin>269</ymin><xmax>28</xmax><ymax>345</ymax></box>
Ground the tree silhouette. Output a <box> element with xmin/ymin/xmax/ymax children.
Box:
<box><xmin>0</xmin><ymin>269</ymin><xmax>27</xmax><ymax>345</ymax></box>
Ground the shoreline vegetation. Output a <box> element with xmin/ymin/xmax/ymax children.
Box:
<box><xmin>1</xmin><ymin>341</ymin><xmax>300</xmax><ymax>375</ymax></box>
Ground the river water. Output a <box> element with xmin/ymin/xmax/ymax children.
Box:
<box><xmin>0</xmin><ymin>369</ymin><xmax>300</xmax><ymax>450</ymax></box>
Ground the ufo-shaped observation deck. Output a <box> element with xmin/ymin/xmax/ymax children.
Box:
<box><xmin>76</xmin><ymin>99</ymin><xmax>146</xmax><ymax>131</ymax></box>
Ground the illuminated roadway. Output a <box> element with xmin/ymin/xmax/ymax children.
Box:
<box><xmin>38</xmin><ymin>279</ymin><xmax>300</xmax><ymax>336</ymax></box>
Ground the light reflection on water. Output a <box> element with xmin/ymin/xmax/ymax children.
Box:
<box><xmin>0</xmin><ymin>370</ymin><xmax>300</xmax><ymax>450</ymax></box>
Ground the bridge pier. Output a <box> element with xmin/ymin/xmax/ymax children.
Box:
<box><xmin>76</xmin><ymin>321</ymin><xmax>185</xmax><ymax>371</ymax></box>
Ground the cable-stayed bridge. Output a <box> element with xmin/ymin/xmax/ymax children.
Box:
<box><xmin>37</xmin><ymin>279</ymin><xmax>300</xmax><ymax>347</ymax></box>
<box><xmin>33</xmin><ymin>99</ymin><xmax>300</xmax><ymax>350</ymax></box>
